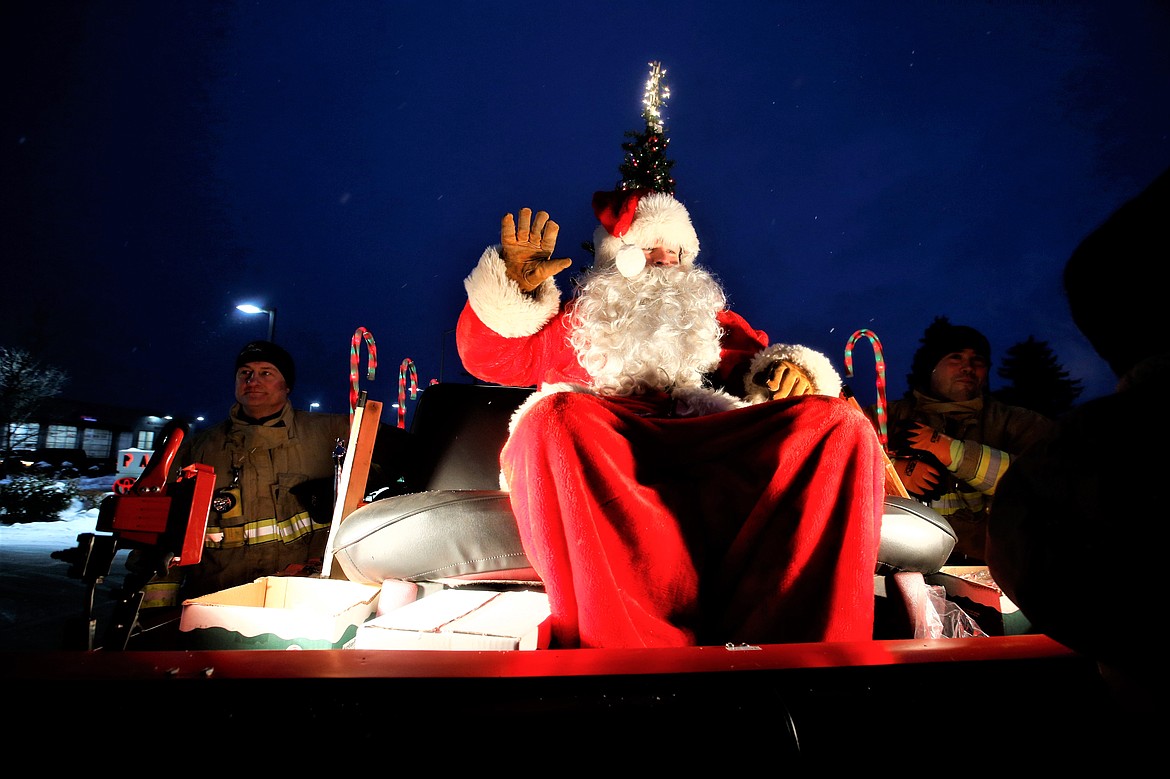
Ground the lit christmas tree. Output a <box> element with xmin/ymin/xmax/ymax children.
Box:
<box><xmin>615</xmin><ymin>61</ymin><xmax>677</xmax><ymax>194</ymax></box>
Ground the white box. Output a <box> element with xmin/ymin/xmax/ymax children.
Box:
<box><xmin>179</xmin><ymin>576</ymin><xmax>381</xmax><ymax>650</ymax></box>
<box><xmin>354</xmin><ymin>588</ymin><xmax>551</xmax><ymax>651</ymax></box>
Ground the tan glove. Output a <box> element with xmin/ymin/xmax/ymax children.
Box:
<box><xmin>753</xmin><ymin>359</ymin><xmax>814</xmax><ymax>400</ymax></box>
<box><xmin>904</xmin><ymin>422</ymin><xmax>955</xmax><ymax>467</ymax></box>
<box><xmin>500</xmin><ymin>208</ymin><xmax>573</xmax><ymax>292</ymax></box>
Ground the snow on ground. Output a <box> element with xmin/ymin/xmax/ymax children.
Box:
<box><xmin>0</xmin><ymin>475</ymin><xmax>128</xmax><ymax>650</ymax></box>
<box><xmin>0</xmin><ymin>475</ymin><xmax>111</xmax><ymax>549</ymax></box>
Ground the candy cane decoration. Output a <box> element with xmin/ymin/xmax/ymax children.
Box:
<box><xmin>350</xmin><ymin>327</ymin><xmax>377</xmax><ymax>424</ymax></box>
<box><xmin>844</xmin><ymin>328</ymin><xmax>888</xmax><ymax>447</ymax></box>
<box><xmin>398</xmin><ymin>357</ymin><xmax>418</xmax><ymax>428</ymax></box>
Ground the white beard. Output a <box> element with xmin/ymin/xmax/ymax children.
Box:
<box><xmin>567</xmin><ymin>264</ymin><xmax>727</xmax><ymax>395</ymax></box>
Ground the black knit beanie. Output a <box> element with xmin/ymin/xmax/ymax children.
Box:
<box><xmin>906</xmin><ymin>317</ymin><xmax>991</xmax><ymax>394</ymax></box>
<box><xmin>235</xmin><ymin>340</ymin><xmax>296</xmax><ymax>391</ymax></box>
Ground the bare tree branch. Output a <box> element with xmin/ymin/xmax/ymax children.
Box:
<box><xmin>0</xmin><ymin>346</ymin><xmax>69</xmax><ymax>453</ymax></box>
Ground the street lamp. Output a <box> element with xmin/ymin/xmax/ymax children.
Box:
<box><xmin>310</xmin><ymin>402</ymin><xmax>320</xmax><ymax>412</ymax></box>
<box><xmin>236</xmin><ymin>303</ymin><xmax>277</xmax><ymax>342</ymax></box>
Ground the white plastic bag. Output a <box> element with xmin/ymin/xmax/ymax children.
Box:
<box><xmin>918</xmin><ymin>584</ymin><xmax>989</xmax><ymax>639</ymax></box>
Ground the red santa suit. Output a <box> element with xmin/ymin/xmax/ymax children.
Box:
<box><xmin>456</xmin><ymin>192</ymin><xmax>884</xmax><ymax>649</ymax></box>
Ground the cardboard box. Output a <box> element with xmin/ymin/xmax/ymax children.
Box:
<box><xmin>926</xmin><ymin>566</ymin><xmax>1032</xmax><ymax>636</ymax></box>
<box><xmin>180</xmin><ymin>576</ymin><xmax>381</xmax><ymax>650</ymax></box>
<box><xmin>354</xmin><ymin>588</ymin><xmax>551</xmax><ymax>651</ymax></box>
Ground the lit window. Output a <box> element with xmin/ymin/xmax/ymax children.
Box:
<box><xmin>46</xmin><ymin>425</ymin><xmax>78</xmax><ymax>449</ymax></box>
<box><xmin>83</xmin><ymin>428</ymin><xmax>113</xmax><ymax>458</ymax></box>
<box><xmin>5</xmin><ymin>422</ymin><xmax>39</xmax><ymax>451</ymax></box>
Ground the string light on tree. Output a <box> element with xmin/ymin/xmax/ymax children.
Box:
<box><xmin>618</xmin><ymin>61</ymin><xmax>676</xmax><ymax>194</ymax></box>
<box><xmin>582</xmin><ymin>61</ymin><xmax>680</xmax><ymax>258</ymax></box>
<box><xmin>642</xmin><ymin>61</ymin><xmax>669</xmax><ymax>133</ymax></box>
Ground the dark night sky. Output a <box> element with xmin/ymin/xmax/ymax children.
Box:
<box><xmin>4</xmin><ymin>1</ymin><xmax>1169</xmax><ymax>427</ymax></box>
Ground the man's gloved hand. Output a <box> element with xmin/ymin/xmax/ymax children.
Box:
<box><xmin>501</xmin><ymin>208</ymin><xmax>573</xmax><ymax>292</ymax></box>
<box><xmin>289</xmin><ymin>477</ymin><xmax>335</xmax><ymax>524</ymax></box>
<box><xmin>904</xmin><ymin>422</ymin><xmax>955</xmax><ymax>467</ymax></box>
<box><xmin>894</xmin><ymin>456</ymin><xmax>944</xmax><ymax>499</ymax></box>
<box><xmin>753</xmin><ymin>359</ymin><xmax>814</xmax><ymax>400</ymax></box>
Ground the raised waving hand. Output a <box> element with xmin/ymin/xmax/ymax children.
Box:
<box><xmin>500</xmin><ymin>207</ymin><xmax>573</xmax><ymax>292</ymax></box>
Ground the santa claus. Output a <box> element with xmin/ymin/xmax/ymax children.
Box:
<box><xmin>455</xmin><ymin>185</ymin><xmax>885</xmax><ymax>649</ymax></box>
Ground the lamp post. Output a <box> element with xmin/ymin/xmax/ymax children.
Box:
<box><xmin>236</xmin><ymin>304</ymin><xmax>277</xmax><ymax>342</ymax></box>
<box><xmin>310</xmin><ymin>402</ymin><xmax>320</xmax><ymax>412</ymax></box>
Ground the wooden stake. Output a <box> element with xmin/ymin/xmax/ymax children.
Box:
<box><xmin>320</xmin><ymin>393</ymin><xmax>383</xmax><ymax>579</ymax></box>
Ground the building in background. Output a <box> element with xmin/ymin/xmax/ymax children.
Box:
<box><xmin>3</xmin><ymin>398</ymin><xmax>186</xmax><ymax>474</ymax></box>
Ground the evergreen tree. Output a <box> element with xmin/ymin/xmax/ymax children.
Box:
<box><xmin>994</xmin><ymin>335</ymin><xmax>1083</xmax><ymax>418</ymax></box>
<box><xmin>617</xmin><ymin>61</ymin><xmax>676</xmax><ymax>194</ymax></box>
<box><xmin>584</xmin><ymin>61</ymin><xmax>678</xmax><ymax>256</ymax></box>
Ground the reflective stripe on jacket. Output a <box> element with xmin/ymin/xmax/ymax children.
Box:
<box><xmin>203</xmin><ymin>511</ymin><xmax>331</xmax><ymax>548</ymax></box>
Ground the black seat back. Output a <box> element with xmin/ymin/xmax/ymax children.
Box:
<box><xmin>406</xmin><ymin>383</ymin><xmax>535</xmax><ymax>491</ymax></box>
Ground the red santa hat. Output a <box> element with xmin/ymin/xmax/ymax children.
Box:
<box><xmin>590</xmin><ymin>62</ymin><xmax>699</xmax><ymax>277</ymax></box>
<box><xmin>591</xmin><ymin>188</ymin><xmax>700</xmax><ymax>277</ymax></box>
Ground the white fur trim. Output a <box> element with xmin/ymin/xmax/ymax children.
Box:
<box><xmin>497</xmin><ymin>381</ymin><xmax>743</xmax><ymax>489</ymax></box>
<box><xmin>593</xmin><ymin>193</ymin><xmax>700</xmax><ymax>269</ymax></box>
<box><xmin>508</xmin><ymin>382</ymin><xmax>743</xmax><ymax>431</ymax></box>
<box><xmin>507</xmin><ymin>382</ymin><xmax>592</xmax><ymax>437</ymax></box>
<box><xmin>743</xmin><ymin>343</ymin><xmax>843</xmax><ymax>403</ymax></box>
<box><xmin>669</xmin><ymin>386</ymin><xmax>748</xmax><ymax>416</ymax></box>
<box><xmin>499</xmin><ymin>382</ymin><xmax>592</xmax><ymax>491</ymax></box>
<box><xmin>463</xmin><ymin>247</ymin><xmax>561</xmax><ymax>338</ymax></box>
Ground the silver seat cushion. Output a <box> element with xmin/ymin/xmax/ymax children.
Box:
<box><xmin>332</xmin><ymin>492</ymin><xmax>956</xmax><ymax>585</ymax></box>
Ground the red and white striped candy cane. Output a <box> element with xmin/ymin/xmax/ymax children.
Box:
<box><xmin>350</xmin><ymin>327</ymin><xmax>377</xmax><ymax>424</ymax></box>
<box><xmin>398</xmin><ymin>358</ymin><xmax>418</xmax><ymax>428</ymax></box>
<box><xmin>844</xmin><ymin>328</ymin><xmax>888</xmax><ymax>447</ymax></box>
